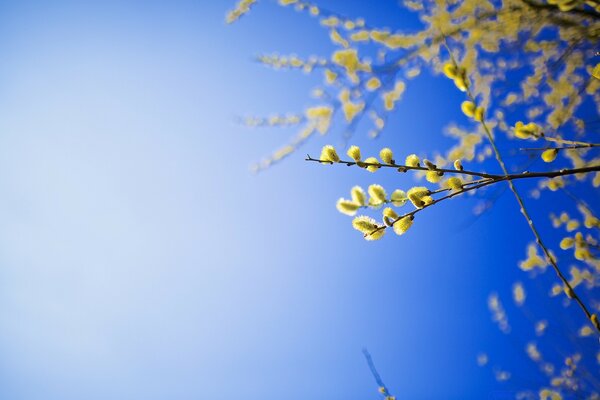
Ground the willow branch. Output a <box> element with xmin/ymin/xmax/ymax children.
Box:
<box><xmin>520</xmin><ymin>144</ymin><xmax>600</xmax><ymax>151</ymax></box>
<box><xmin>441</xmin><ymin>37</ymin><xmax>600</xmax><ymax>334</ymax></box>
<box><xmin>306</xmin><ymin>155</ymin><xmax>600</xmax><ymax>181</ymax></box>
<box><xmin>541</xmin><ymin>135</ymin><xmax>600</xmax><ymax>148</ymax></box>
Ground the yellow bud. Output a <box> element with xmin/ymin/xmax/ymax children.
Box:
<box><xmin>423</xmin><ymin>159</ymin><xmax>436</xmax><ymax>170</ymax></box>
<box><xmin>393</xmin><ymin>215</ymin><xmax>413</xmax><ymax>236</ymax></box>
<box><xmin>514</xmin><ymin>121</ymin><xmax>541</xmax><ymax>139</ymax></box>
<box><xmin>352</xmin><ymin>215</ymin><xmax>377</xmax><ymax>233</ymax></box>
<box><xmin>365</xmin><ymin>77</ymin><xmax>381</xmax><ymax>91</ymax></box>
<box><xmin>350</xmin><ymin>186</ymin><xmax>366</xmax><ymax>206</ymax></box>
<box><xmin>324</xmin><ymin>69</ymin><xmax>337</xmax><ymax>84</ymax></box>
<box><xmin>383</xmin><ymin>207</ymin><xmax>398</xmax><ymax>220</ymax></box>
<box><xmin>364</xmin><ymin>156</ymin><xmax>380</xmax><ymax>172</ymax></box>
<box><xmin>474</xmin><ymin>106</ymin><xmax>485</xmax><ymax>122</ymax></box>
<box><xmin>352</xmin><ymin>216</ymin><xmax>385</xmax><ymax>240</ymax></box>
<box><xmin>421</xmin><ymin>195</ymin><xmax>434</xmax><ymax>206</ymax></box>
<box><xmin>453</xmin><ymin>73</ymin><xmax>468</xmax><ymax>92</ymax></box>
<box><xmin>592</xmin><ymin>314</ymin><xmax>600</xmax><ymax>331</ymax></box>
<box><xmin>442</xmin><ymin>63</ymin><xmax>457</xmax><ymax>79</ymax></box>
<box><xmin>592</xmin><ymin>63</ymin><xmax>600</xmax><ymax>80</ymax></box>
<box><xmin>336</xmin><ymin>199</ymin><xmax>360</xmax><ymax>216</ymax></box>
<box><xmin>368</xmin><ymin>184</ymin><xmax>387</xmax><ymax>204</ymax></box>
<box><xmin>320</xmin><ymin>145</ymin><xmax>339</xmax><ymax>163</ymax></box>
<box><xmin>379</xmin><ymin>147</ymin><xmax>394</xmax><ymax>164</ymax></box>
<box><xmin>426</xmin><ymin>170</ymin><xmax>442</xmax><ymax>183</ymax></box>
<box><xmin>541</xmin><ymin>148</ymin><xmax>558</xmax><ymax>163</ymax></box>
<box><xmin>407</xmin><ymin>187</ymin><xmax>430</xmax><ymax>208</ymax></box>
<box><xmin>453</xmin><ymin>159</ymin><xmax>463</xmax><ymax>171</ymax></box>
<box><xmin>390</xmin><ymin>189</ymin><xmax>407</xmax><ymax>206</ymax></box>
<box><xmin>347</xmin><ymin>145</ymin><xmax>361</xmax><ymax>162</ymax></box>
<box><xmin>564</xmin><ymin>285</ymin><xmax>574</xmax><ymax>299</ymax></box>
<box><xmin>559</xmin><ymin>237</ymin><xmax>574</xmax><ymax>250</ymax></box>
<box><xmin>405</xmin><ymin>154</ymin><xmax>420</xmax><ymax>167</ymax></box>
<box><xmin>445</xmin><ymin>177</ymin><xmax>463</xmax><ymax>190</ymax></box>
<box><xmin>461</xmin><ymin>101</ymin><xmax>476</xmax><ymax>118</ymax></box>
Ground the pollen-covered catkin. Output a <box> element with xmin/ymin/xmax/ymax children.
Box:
<box><xmin>461</xmin><ymin>101</ymin><xmax>476</xmax><ymax>118</ymax></box>
<box><xmin>390</xmin><ymin>189</ymin><xmax>407</xmax><ymax>206</ymax></box>
<box><xmin>541</xmin><ymin>149</ymin><xmax>558</xmax><ymax>163</ymax></box>
<box><xmin>351</xmin><ymin>186</ymin><xmax>366</xmax><ymax>206</ymax></box>
<box><xmin>368</xmin><ymin>184</ymin><xmax>387</xmax><ymax>204</ymax></box>
<box><xmin>393</xmin><ymin>215</ymin><xmax>413</xmax><ymax>235</ymax></box>
<box><xmin>320</xmin><ymin>145</ymin><xmax>339</xmax><ymax>162</ymax></box>
<box><xmin>352</xmin><ymin>215</ymin><xmax>377</xmax><ymax>233</ymax></box>
<box><xmin>364</xmin><ymin>157</ymin><xmax>380</xmax><ymax>172</ymax></box>
<box><xmin>383</xmin><ymin>207</ymin><xmax>399</xmax><ymax>220</ymax></box>
<box><xmin>426</xmin><ymin>170</ymin><xmax>442</xmax><ymax>183</ymax></box>
<box><xmin>336</xmin><ymin>199</ymin><xmax>360</xmax><ymax>216</ymax></box>
<box><xmin>352</xmin><ymin>216</ymin><xmax>385</xmax><ymax>241</ymax></box>
<box><xmin>347</xmin><ymin>145</ymin><xmax>362</xmax><ymax>162</ymax></box>
<box><xmin>405</xmin><ymin>154</ymin><xmax>420</xmax><ymax>167</ymax></box>
<box><xmin>514</xmin><ymin>121</ymin><xmax>541</xmax><ymax>139</ymax></box>
<box><xmin>379</xmin><ymin>148</ymin><xmax>394</xmax><ymax>164</ymax></box>
<box><xmin>407</xmin><ymin>187</ymin><xmax>430</xmax><ymax>208</ymax></box>
<box><xmin>445</xmin><ymin>177</ymin><xmax>463</xmax><ymax>190</ymax></box>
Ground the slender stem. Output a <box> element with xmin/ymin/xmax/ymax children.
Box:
<box><xmin>520</xmin><ymin>144</ymin><xmax>600</xmax><ymax>151</ymax></box>
<box><xmin>362</xmin><ymin>349</ymin><xmax>392</xmax><ymax>397</ymax></box>
<box><xmin>541</xmin><ymin>135</ymin><xmax>600</xmax><ymax>148</ymax></box>
<box><xmin>306</xmin><ymin>155</ymin><xmax>600</xmax><ymax>181</ymax></box>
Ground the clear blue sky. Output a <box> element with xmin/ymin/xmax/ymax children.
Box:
<box><xmin>0</xmin><ymin>1</ymin><xmax>597</xmax><ymax>399</ymax></box>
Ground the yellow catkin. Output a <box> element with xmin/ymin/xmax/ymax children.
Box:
<box><xmin>390</xmin><ymin>189</ymin><xmax>407</xmax><ymax>206</ymax></box>
<box><xmin>347</xmin><ymin>145</ymin><xmax>361</xmax><ymax>162</ymax></box>
<box><xmin>407</xmin><ymin>187</ymin><xmax>430</xmax><ymax>208</ymax></box>
<box><xmin>364</xmin><ymin>156</ymin><xmax>380</xmax><ymax>172</ymax></box>
<box><xmin>442</xmin><ymin>63</ymin><xmax>457</xmax><ymax>79</ymax></box>
<box><xmin>336</xmin><ymin>199</ymin><xmax>360</xmax><ymax>216</ymax></box>
<box><xmin>379</xmin><ymin>148</ymin><xmax>393</xmax><ymax>164</ymax></box>
<box><xmin>383</xmin><ymin>207</ymin><xmax>399</xmax><ymax>226</ymax></box>
<box><xmin>461</xmin><ymin>101</ymin><xmax>476</xmax><ymax>118</ymax></box>
<box><xmin>365</xmin><ymin>77</ymin><xmax>381</xmax><ymax>91</ymax></box>
<box><xmin>592</xmin><ymin>314</ymin><xmax>600</xmax><ymax>331</ymax></box>
<box><xmin>352</xmin><ymin>215</ymin><xmax>377</xmax><ymax>233</ymax></box>
<box><xmin>445</xmin><ymin>177</ymin><xmax>463</xmax><ymax>190</ymax></box>
<box><xmin>393</xmin><ymin>216</ymin><xmax>413</xmax><ymax>235</ymax></box>
<box><xmin>352</xmin><ymin>217</ymin><xmax>385</xmax><ymax>241</ymax></box>
<box><xmin>541</xmin><ymin>149</ymin><xmax>558</xmax><ymax>163</ymax></box>
<box><xmin>368</xmin><ymin>184</ymin><xmax>387</xmax><ymax>204</ymax></box>
<box><xmin>421</xmin><ymin>195</ymin><xmax>434</xmax><ymax>206</ymax></box>
<box><xmin>320</xmin><ymin>145</ymin><xmax>339</xmax><ymax>162</ymax></box>
<box><xmin>351</xmin><ymin>186</ymin><xmax>366</xmax><ymax>206</ymax></box>
<box><xmin>559</xmin><ymin>237</ymin><xmax>574</xmax><ymax>249</ymax></box>
<box><xmin>514</xmin><ymin>121</ymin><xmax>541</xmax><ymax>139</ymax></box>
<box><xmin>426</xmin><ymin>170</ymin><xmax>442</xmax><ymax>183</ymax></box>
<box><xmin>453</xmin><ymin>159</ymin><xmax>463</xmax><ymax>171</ymax></box>
<box><xmin>474</xmin><ymin>106</ymin><xmax>485</xmax><ymax>122</ymax></box>
<box><xmin>405</xmin><ymin>154</ymin><xmax>420</xmax><ymax>167</ymax></box>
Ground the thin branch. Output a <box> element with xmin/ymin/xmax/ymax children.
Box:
<box><xmin>520</xmin><ymin>144</ymin><xmax>600</xmax><ymax>151</ymax></box>
<box><xmin>306</xmin><ymin>155</ymin><xmax>600</xmax><ymax>181</ymax></box>
<box><xmin>362</xmin><ymin>349</ymin><xmax>392</xmax><ymax>398</ymax></box>
<box><xmin>541</xmin><ymin>135</ymin><xmax>600</xmax><ymax>148</ymax></box>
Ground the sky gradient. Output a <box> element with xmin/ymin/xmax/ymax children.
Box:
<box><xmin>0</xmin><ymin>1</ymin><xmax>598</xmax><ymax>399</ymax></box>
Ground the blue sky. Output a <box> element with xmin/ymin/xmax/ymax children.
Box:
<box><xmin>0</xmin><ymin>1</ymin><xmax>598</xmax><ymax>399</ymax></box>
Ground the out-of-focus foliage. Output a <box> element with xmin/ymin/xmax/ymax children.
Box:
<box><xmin>228</xmin><ymin>0</ymin><xmax>600</xmax><ymax>397</ymax></box>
